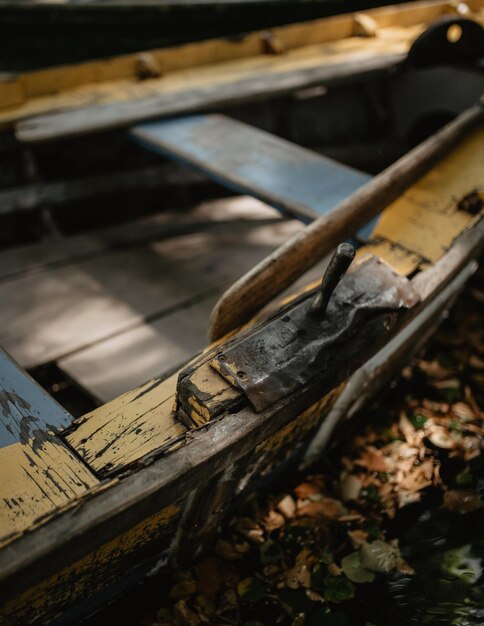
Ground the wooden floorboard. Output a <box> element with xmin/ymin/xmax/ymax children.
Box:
<box><xmin>0</xmin><ymin>197</ymin><xmax>281</xmax><ymax>282</ymax></box>
<box><xmin>0</xmin><ymin>197</ymin><xmax>302</xmax><ymax>399</ymax></box>
<box><xmin>59</xmin><ymin>294</ymin><xmax>218</xmax><ymax>403</ymax></box>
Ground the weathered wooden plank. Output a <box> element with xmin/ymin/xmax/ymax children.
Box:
<box><xmin>13</xmin><ymin>0</ymin><xmax>484</xmax><ymax>145</ymax></box>
<box><xmin>64</xmin><ymin>373</ymin><xmax>186</xmax><ymax>476</ymax></box>
<box><xmin>5</xmin><ymin>0</ymin><xmax>455</xmax><ymax>133</ymax></box>
<box><xmin>208</xmin><ymin>104</ymin><xmax>484</xmax><ymax>340</ymax></box>
<box><xmin>0</xmin><ymin>0</ymin><xmax>471</xmax><ymax>110</ymax></box>
<box><xmin>58</xmin><ymin>292</ymin><xmax>219</xmax><ymax>403</ymax></box>
<box><xmin>0</xmin><ymin>209</ymin><xmax>301</xmax><ymax>370</ymax></box>
<box><xmin>131</xmin><ymin>114</ymin><xmax>370</xmax><ymax>222</ymax></box>
<box><xmin>0</xmin><ymin>348</ymin><xmax>98</xmax><ymax>546</ymax></box>
<box><xmin>56</xmin><ymin>216</ymin><xmax>302</xmax><ymax>400</ymax></box>
<box><xmin>16</xmin><ymin>47</ymin><xmax>407</xmax><ymax>143</ymax></box>
<box><xmin>371</xmin><ymin>126</ymin><xmax>484</xmax><ymax>261</ymax></box>
<box><xmin>0</xmin><ymin>195</ymin><xmax>282</xmax><ymax>282</ymax></box>
<box><xmin>1</xmin><ymin>499</ymin><xmax>185</xmax><ymax>626</ymax></box>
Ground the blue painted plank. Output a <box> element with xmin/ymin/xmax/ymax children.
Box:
<box><xmin>131</xmin><ymin>114</ymin><xmax>371</xmax><ymax>224</ymax></box>
<box><xmin>0</xmin><ymin>347</ymin><xmax>72</xmax><ymax>448</ymax></box>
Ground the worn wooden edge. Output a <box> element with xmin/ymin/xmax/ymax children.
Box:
<box><xmin>1</xmin><ymin>0</ymin><xmax>464</xmax><ymax>106</ymax></box>
<box><xmin>0</xmin><ymin>213</ymin><xmax>482</xmax><ymax>600</ymax></box>
<box><xmin>15</xmin><ymin>54</ymin><xmax>403</xmax><ymax>143</ymax></box>
<box><xmin>208</xmin><ymin>102</ymin><xmax>484</xmax><ymax>340</ymax></box>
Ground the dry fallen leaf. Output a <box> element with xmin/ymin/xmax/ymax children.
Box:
<box><xmin>296</xmin><ymin>498</ymin><xmax>347</xmax><ymax>520</ymax></box>
<box><xmin>263</xmin><ymin>509</ymin><xmax>286</xmax><ymax>532</ymax></box>
<box><xmin>354</xmin><ymin>446</ymin><xmax>388</xmax><ymax>472</ymax></box>
<box><xmin>347</xmin><ymin>529</ymin><xmax>369</xmax><ymax>549</ymax></box>
<box><xmin>277</xmin><ymin>495</ymin><xmax>297</xmax><ymax>519</ymax></box>
<box><xmin>339</xmin><ymin>474</ymin><xmax>362</xmax><ymax>501</ymax></box>
<box><xmin>283</xmin><ymin>548</ymin><xmax>316</xmax><ymax>589</ymax></box>
<box><xmin>234</xmin><ymin>518</ymin><xmax>265</xmax><ymax>544</ymax></box>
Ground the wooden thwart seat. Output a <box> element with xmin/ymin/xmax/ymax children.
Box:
<box><xmin>130</xmin><ymin>114</ymin><xmax>371</xmax><ymax>223</ymax></box>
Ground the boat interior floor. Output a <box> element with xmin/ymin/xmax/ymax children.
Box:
<box><xmin>0</xmin><ymin>196</ymin><xmax>330</xmax><ymax>405</ymax></box>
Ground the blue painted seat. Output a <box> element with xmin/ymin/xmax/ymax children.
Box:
<box><xmin>130</xmin><ymin>114</ymin><xmax>371</xmax><ymax>226</ymax></box>
<box><xmin>0</xmin><ymin>347</ymin><xmax>72</xmax><ymax>448</ymax></box>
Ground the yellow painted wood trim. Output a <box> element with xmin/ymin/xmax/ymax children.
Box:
<box><xmin>2</xmin><ymin>500</ymin><xmax>183</xmax><ymax>623</ymax></box>
<box><xmin>0</xmin><ymin>0</ymin><xmax>467</xmax><ymax>101</ymax></box>
<box><xmin>371</xmin><ymin>127</ymin><xmax>484</xmax><ymax>263</ymax></box>
<box><xmin>355</xmin><ymin>240</ymin><xmax>424</xmax><ymax>276</ymax></box>
<box><xmin>0</xmin><ymin>25</ymin><xmax>419</xmax><ymax>128</ymax></box>
<box><xmin>65</xmin><ymin>373</ymin><xmax>186</xmax><ymax>475</ymax></box>
<box><xmin>0</xmin><ymin>438</ymin><xmax>98</xmax><ymax>547</ymax></box>
<box><xmin>1</xmin><ymin>0</ymin><xmax>482</xmax><ymax>123</ymax></box>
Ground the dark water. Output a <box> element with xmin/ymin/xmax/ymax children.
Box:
<box><xmin>381</xmin><ymin>507</ymin><xmax>484</xmax><ymax>626</ymax></box>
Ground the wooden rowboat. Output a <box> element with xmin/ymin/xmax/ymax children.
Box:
<box><xmin>0</xmin><ymin>3</ymin><xmax>483</xmax><ymax>624</ymax></box>
<box><xmin>0</xmin><ymin>102</ymin><xmax>483</xmax><ymax>624</ymax></box>
<box><xmin>0</xmin><ymin>0</ymin><xmax>482</xmax><ymax>245</ymax></box>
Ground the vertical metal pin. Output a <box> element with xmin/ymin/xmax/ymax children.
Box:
<box><xmin>310</xmin><ymin>243</ymin><xmax>355</xmax><ymax>318</ymax></box>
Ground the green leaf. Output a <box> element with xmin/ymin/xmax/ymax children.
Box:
<box><xmin>360</xmin><ymin>540</ymin><xmax>397</xmax><ymax>574</ymax></box>
<box><xmin>237</xmin><ymin>577</ymin><xmax>267</xmax><ymax>602</ymax></box>
<box><xmin>341</xmin><ymin>552</ymin><xmax>375</xmax><ymax>583</ymax></box>
<box><xmin>260</xmin><ymin>539</ymin><xmax>283</xmax><ymax>565</ymax></box>
<box><xmin>410</xmin><ymin>412</ymin><xmax>428</xmax><ymax>429</ymax></box>
<box><xmin>360</xmin><ymin>485</ymin><xmax>381</xmax><ymax>503</ymax></box>
<box><xmin>323</xmin><ymin>575</ymin><xmax>355</xmax><ymax>603</ymax></box>
<box><xmin>456</xmin><ymin>468</ymin><xmax>474</xmax><ymax>486</ymax></box>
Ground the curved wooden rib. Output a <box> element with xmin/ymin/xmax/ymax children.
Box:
<box><xmin>208</xmin><ymin>103</ymin><xmax>483</xmax><ymax>341</ymax></box>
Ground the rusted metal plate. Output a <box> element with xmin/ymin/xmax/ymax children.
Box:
<box><xmin>131</xmin><ymin>114</ymin><xmax>370</xmax><ymax>223</ymax></box>
<box><xmin>212</xmin><ymin>257</ymin><xmax>419</xmax><ymax>411</ymax></box>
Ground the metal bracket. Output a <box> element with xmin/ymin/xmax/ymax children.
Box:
<box><xmin>211</xmin><ymin>257</ymin><xmax>419</xmax><ymax>412</ymax></box>
<box><xmin>406</xmin><ymin>16</ymin><xmax>484</xmax><ymax>67</ymax></box>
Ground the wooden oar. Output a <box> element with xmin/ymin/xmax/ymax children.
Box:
<box><xmin>208</xmin><ymin>102</ymin><xmax>484</xmax><ymax>341</ymax></box>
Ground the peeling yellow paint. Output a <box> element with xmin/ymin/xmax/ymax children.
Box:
<box><xmin>0</xmin><ymin>439</ymin><xmax>98</xmax><ymax>547</ymax></box>
<box><xmin>2</xmin><ymin>500</ymin><xmax>183</xmax><ymax>623</ymax></box>
<box><xmin>187</xmin><ymin>395</ymin><xmax>211</xmax><ymax>423</ymax></box>
<box><xmin>355</xmin><ymin>240</ymin><xmax>423</xmax><ymax>276</ymax></box>
<box><xmin>66</xmin><ymin>374</ymin><xmax>186</xmax><ymax>475</ymax></box>
<box><xmin>372</xmin><ymin>128</ymin><xmax>484</xmax><ymax>262</ymax></box>
<box><xmin>2</xmin><ymin>0</ymin><xmax>480</xmax><ymax>130</ymax></box>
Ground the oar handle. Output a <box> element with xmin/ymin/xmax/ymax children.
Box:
<box><xmin>208</xmin><ymin>104</ymin><xmax>483</xmax><ymax>341</ymax></box>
